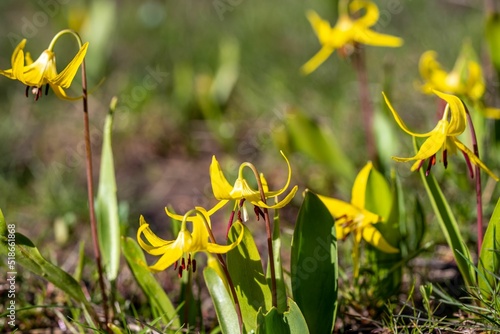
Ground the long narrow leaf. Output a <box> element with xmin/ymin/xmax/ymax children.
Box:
<box><xmin>121</xmin><ymin>237</ymin><xmax>180</xmax><ymax>329</ymax></box>
<box><xmin>204</xmin><ymin>267</ymin><xmax>240</xmax><ymax>334</ymax></box>
<box><xmin>227</xmin><ymin>222</ymin><xmax>272</xmax><ymax>333</ymax></box>
<box><xmin>95</xmin><ymin>97</ymin><xmax>121</xmax><ymax>281</ymax></box>
<box><xmin>419</xmin><ymin>169</ymin><xmax>476</xmax><ymax>288</ymax></box>
<box><xmin>478</xmin><ymin>196</ymin><xmax>500</xmax><ymax>299</ymax></box>
<box><xmin>291</xmin><ymin>190</ymin><xmax>337</xmax><ymax>334</ymax></box>
<box><xmin>266</xmin><ymin>208</ymin><xmax>287</xmax><ymax>313</ymax></box>
<box><xmin>0</xmin><ymin>210</ymin><xmax>91</xmax><ymax>311</ymax></box>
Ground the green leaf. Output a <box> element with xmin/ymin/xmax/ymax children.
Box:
<box><xmin>95</xmin><ymin>98</ymin><xmax>121</xmax><ymax>281</ymax></box>
<box><xmin>266</xmin><ymin>209</ymin><xmax>287</xmax><ymax>313</ymax></box>
<box><xmin>291</xmin><ymin>191</ymin><xmax>337</xmax><ymax>334</ymax></box>
<box><xmin>121</xmin><ymin>237</ymin><xmax>180</xmax><ymax>329</ymax></box>
<box><xmin>227</xmin><ymin>222</ymin><xmax>272</xmax><ymax>333</ymax></box>
<box><xmin>364</xmin><ymin>167</ymin><xmax>402</xmax><ymax>301</ymax></box>
<box><xmin>478</xmin><ymin>196</ymin><xmax>500</xmax><ymax>299</ymax></box>
<box><xmin>204</xmin><ymin>267</ymin><xmax>240</xmax><ymax>334</ymax></box>
<box><xmin>419</xmin><ymin>167</ymin><xmax>476</xmax><ymax>288</ymax></box>
<box><xmin>0</xmin><ymin>210</ymin><xmax>90</xmax><ymax>309</ymax></box>
<box><xmin>256</xmin><ymin>299</ymin><xmax>310</xmax><ymax>334</ymax></box>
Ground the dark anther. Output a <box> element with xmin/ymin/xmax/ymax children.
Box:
<box><xmin>443</xmin><ymin>149</ymin><xmax>448</xmax><ymax>169</ymax></box>
<box><xmin>181</xmin><ymin>258</ymin><xmax>186</xmax><ymax>270</ymax></box>
<box><xmin>25</xmin><ymin>86</ymin><xmax>30</xmax><ymax>97</ymax></box>
<box><xmin>174</xmin><ymin>261</ymin><xmax>178</xmax><ymax>270</ymax></box>
<box><xmin>187</xmin><ymin>254</ymin><xmax>191</xmax><ymax>271</ymax></box>
<box><xmin>33</xmin><ymin>87</ymin><xmax>42</xmax><ymax>101</ymax></box>
<box><xmin>254</xmin><ymin>206</ymin><xmax>265</xmax><ymax>221</ymax></box>
<box><xmin>237</xmin><ymin>210</ymin><xmax>242</xmax><ymax>222</ymax></box>
<box><xmin>192</xmin><ymin>259</ymin><xmax>197</xmax><ymax>273</ymax></box>
<box><xmin>178</xmin><ymin>266</ymin><xmax>183</xmax><ymax>278</ymax></box>
<box><xmin>425</xmin><ymin>155</ymin><xmax>436</xmax><ymax>177</ymax></box>
<box><xmin>45</xmin><ymin>84</ymin><xmax>49</xmax><ymax>96</ymax></box>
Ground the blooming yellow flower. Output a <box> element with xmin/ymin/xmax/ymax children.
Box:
<box><xmin>383</xmin><ymin>90</ymin><xmax>499</xmax><ymax>181</ymax></box>
<box><xmin>0</xmin><ymin>36</ymin><xmax>88</xmax><ymax>100</ymax></box>
<box><xmin>318</xmin><ymin>162</ymin><xmax>399</xmax><ymax>277</ymax></box>
<box><xmin>137</xmin><ymin>207</ymin><xmax>244</xmax><ymax>274</ymax></box>
<box><xmin>210</xmin><ymin>151</ymin><xmax>298</xmax><ymax>210</ymax></box>
<box><xmin>419</xmin><ymin>50</ymin><xmax>484</xmax><ymax>102</ymax></box>
<box><xmin>302</xmin><ymin>0</ymin><xmax>403</xmax><ymax>74</ymax></box>
<box><xmin>418</xmin><ymin>43</ymin><xmax>500</xmax><ymax>119</ymax></box>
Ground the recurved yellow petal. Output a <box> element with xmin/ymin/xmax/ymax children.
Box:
<box><xmin>210</xmin><ymin>156</ymin><xmax>235</xmax><ymax>200</ymax></box>
<box><xmin>392</xmin><ymin>121</ymin><xmax>447</xmax><ymax>164</ymax></box>
<box><xmin>350</xmin><ymin>0</ymin><xmax>379</xmax><ymax>27</ymax></box>
<box><xmin>433</xmin><ymin>90</ymin><xmax>466</xmax><ymax>135</ymax></box>
<box><xmin>53</xmin><ymin>42</ymin><xmax>89</xmax><ymax>88</ymax></box>
<box><xmin>382</xmin><ymin>92</ymin><xmax>434</xmax><ymax>137</ymax></box>
<box><xmin>454</xmin><ymin>139</ymin><xmax>499</xmax><ymax>181</ymax></box>
<box><xmin>306</xmin><ymin>10</ymin><xmax>332</xmax><ymax>43</ymax></box>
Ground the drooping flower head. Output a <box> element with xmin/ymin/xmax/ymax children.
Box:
<box><xmin>137</xmin><ymin>207</ymin><xmax>244</xmax><ymax>275</ymax></box>
<box><xmin>0</xmin><ymin>30</ymin><xmax>88</xmax><ymax>100</ymax></box>
<box><xmin>210</xmin><ymin>151</ymin><xmax>298</xmax><ymax>211</ymax></box>
<box><xmin>302</xmin><ymin>0</ymin><xmax>403</xmax><ymax>74</ymax></box>
<box><xmin>383</xmin><ymin>90</ymin><xmax>499</xmax><ymax>180</ymax></box>
<box><xmin>318</xmin><ymin>162</ymin><xmax>399</xmax><ymax>277</ymax></box>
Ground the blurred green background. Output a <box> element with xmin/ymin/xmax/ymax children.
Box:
<box><xmin>0</xmin><ymin>0</ymin><xmax>496</xmax><ymax>253</ymax></box>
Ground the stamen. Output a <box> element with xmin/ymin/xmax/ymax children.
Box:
<box><xmin>181</xmin><ymin>258</ymin><xmax>186</xmax><ymax>270</ymax></box>
<box><xmin>178</xmin><ymin>266</ymin><xmax>183</xmax><ymax>278</ymax></box>
<box><xmin>33</xmin><ymin>87</ymin><xmax>42</xmax><ymax>101</ymax></box>
<box><xmin>192</xmin><ymin>259</ymin><xmax>197</xmax><ymax>273</ymax></box>
<box><xmin>415</xmin><ymin>159</ymin><xmax>425</xmax><ymax>172</ymax></box>
<box><xmin>237</xmin><ymin>210</ymin><xmax>242</xmax><ymax>222</ymax></box>
<box><xmin>461</xmin><ymin>151</ymin><xmax>474</xmax><ymax>179</ymax></box>
<box><xmin>174</xmin><ymin>260</ymin><xmax>178</xmax><ymax>270</ymax></box>
<box><xmin>443</xmin><ymin>149</ymin><xmax>448</xmax><ymax>169</ymax></box>
<box><xmin>187</xmin><ymin>254</ymin><xmax>191</xmax><ymax>271</ymax></box>
<box><xmin>45</xmin><ymin>84</ymin><xmax>49</xmax><ymax>96</ymax></box>
<box><xmin>25</xmin><ymin>86</ymin><xmax>30</xmax><ymax>97</ymax></box>
<box><xmin>254</xmin><ymin>206</ymin><xmax>265</xmax><ymax>221</ymax></box>
<box><xmin>425</xmin><ymin>155</ymin><xmax>436</xmax><ymax>176</ymax></box>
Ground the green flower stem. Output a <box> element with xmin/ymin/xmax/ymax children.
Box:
<box><xmin>339</xmin><ymin>0</ymin><xmax>350</xmax><ymax>16</ymax></box>
<box><xmin>464</xmin><ymin>105</ymin><xmax>484</xmax><ymax>255</ymax></box>
<box><xmin>246</xmin><ymin>164</ymin><xmax>278</xmax><ymax>309</ymax></box>
<box><xmin>352</xmin><ymin>46</ymin><xmax>377</xmax><ymax>161</ymax></box>
<box><xmin>54</xmin><ymin>29</ymin><xmax>110</xmax><ymax>328</ymax></box>
<box><xmin>194</xmin><ymin>210</ymin><xmax>243</xmax><ymax>333</ymax></box>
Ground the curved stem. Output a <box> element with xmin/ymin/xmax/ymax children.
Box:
<box><xmin>48</xmin><ymin>29</ymin><xmax>83</xmax><ymax>50</ymax></box>
<box><xmin>464</xmin><ymin>105</ymin><xmax>483</xmax><ymax>255</ymax></box>
<box><xmin>246</xmin><ymin>164</ymin><xmax>278</xmax><ymax>308</ymax></box>
<box><xmin>194</xmin><ymin>210</ymin><xmax>244</xmax><ymax>333</ymax></box>
<box><xmin>67</xmin><ymin>30</ymin><xmax>110</xmax><ymax>327</ymax></box>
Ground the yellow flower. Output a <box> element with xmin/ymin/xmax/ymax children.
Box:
<box><xmin>418</xmin><ymin>43</ymin><xmax>500</xmax><ymax>119</ymax></box>
<box><xmin>210</xmin><ymin>151</ymin><xmax>298</xmax><ymax>210</ymax></box>
<box><xmin>318</xmin><ymin>162</ymin><xmax>399</xmax><ymax>277</ymax></box>
<box><xmin>419</xmin><ymin>50</ymin><xmax>485</xmax><ymax>102</ymax></box>
<box><xmin>137</xmin><ymin>207</ymin><xmax>244</xmax><ymax>274</ymax></box>
<box><xmin>302</xmin><ymin>0</ymin><xmax>403</xmax><ymax>74</ymax></box>
<box><xmin>0</xmin><ymin>36</ymin><xmax>88</xmax><ymax>100</ymax></box>
<box><xmin>383</xmin><ymin>90</ymin><xmax>499</xmax><ymax>181</ymax></box>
